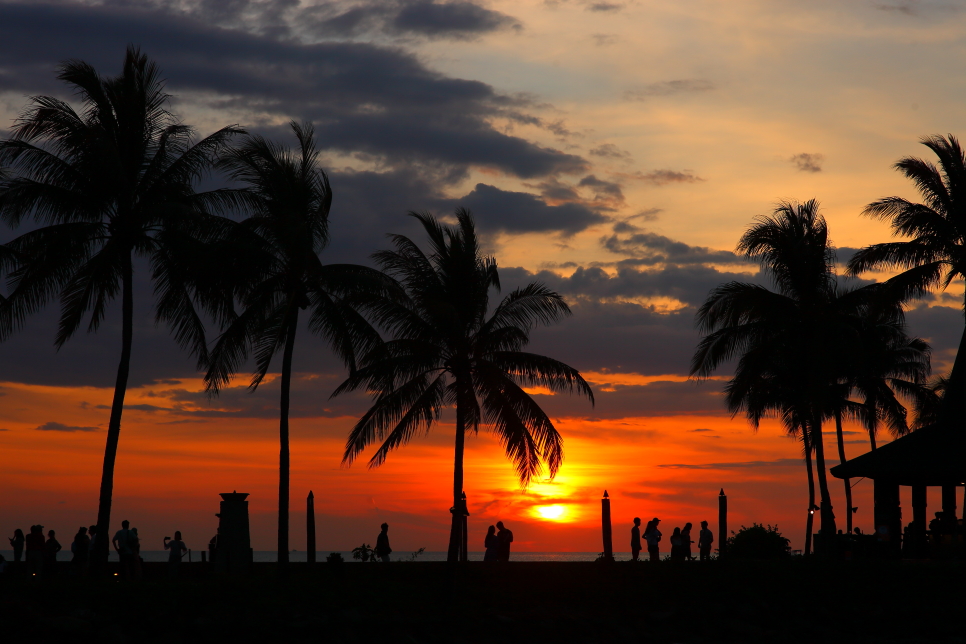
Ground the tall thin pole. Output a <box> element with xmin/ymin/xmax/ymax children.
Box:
<box><xmin>718</xmin><ymin>489</ymin><xmax>728</xmax><ymax>558</ymax></box>
<box><xmin>306</xmin><ymin>490</ymin><xmax>316</xmax><ymax>565</ymax></box>
<box><xmin>601</xmin><ymin>490</ymin><xmax>614</xmax><ymax>562</ymax></box>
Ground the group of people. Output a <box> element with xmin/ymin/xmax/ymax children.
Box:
<box><xmin>630</xmin><ymin>518</ymin><xmax>714</xmax><ymax>562</ymax></box>
<box><xmin>6</xmin><ymin>520</ymin><xmax>188</xmax><ymax>577</ymax></box>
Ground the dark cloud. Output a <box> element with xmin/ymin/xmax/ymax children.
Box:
<box><xmin>625</xmin><ymin>79</ymin><xmax>715</xmax><ymax>100</ymax></box>
<box><xmin>0</xmin><ymin>2</ymin><xmax>583</xmax><ymax>180</ymax></box>
<box><xmin>634</xmin><ymin>170</ymin><xmax>704</xmax><ymax>185</ymax></box>
<box><xmin>657</xmin><ymin>458</ymin><xmax>801</xmax><ymax>470</ymax></box>
<box><xmin>36</xmin><ymin>421</ymin><xmax>98</xmax><ymax>432</ymax></box>
<box><xmin>588</xmin><ymin>143</ymin><xmax>631</xmax><ymax>160</ymax></box>
<box><xmin>391</xmin><ymin>1</ymin><xmax>521</xmax><ymax>37</ymax></box>
<box><xmin>578</xmin><ymin>174</ymin><xmax>624</xmax><ymax>202</ymax></box>
<box><xmin>535</xmin><ymin>378</ymin><xmax>727</xmax><ymax>419</ymax></box>
<box><xmin>601</xmin><ymin>228</ymin><xmax>750</xmax><ymax>266</ymax></box>
<box><xmin>587</xmin><ymin>2</ymin><xmax>623</xmax><ymax>11</ymax></box>
<box><xmin>454</xmin><ymin>183</ymin><xmax>607</xmax><ymax>234</ymax></box>
<box><xmin>789</xmin><ymin>153</ymin><xmax>824</xmax><ymax>173</ymax></box>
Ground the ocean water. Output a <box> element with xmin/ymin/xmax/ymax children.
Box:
<box><xmin>1</xmin><ymin>550</ymin><xmax>635</xmax><ymax>563</ymax></box>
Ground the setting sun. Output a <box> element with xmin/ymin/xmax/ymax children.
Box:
<box><xmin>535</xmin><ymin>505</ymin><xmax>567</xmax><ymax>521</ymax></box>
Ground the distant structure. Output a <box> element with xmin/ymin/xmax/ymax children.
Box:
<box><xmin>216</xmin><ymin>491</ymin><xmax>253</xmax><ymax>574</ymax></box>
<box><xmin>600</xmin><ymin>490</ymin><xmax>614</xmax><ymax>562</ymax></box>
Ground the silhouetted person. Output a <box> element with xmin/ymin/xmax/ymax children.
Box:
<box><xmin>698</xmin><ymin>520</ymin><xmax>713</xmax><ymax>560</ymax></box>
<box><xmin>71</xmin><ymin>527</ymin><xmax>90</xmax><ymax>573</ymax></box>
<box><xmin>496</xmin><ymin>521</ymin><xmax>513</xmax><ymax>562</ymax></box>
<box><xmin>25</xmin><ymin>525</ymin><xmax>44</xmax><ymax>576</ymax></box>
<box><xmin>131</xmin><ymin>527</ymin><xmax>143</xmax><ymax>579</ymax></box>
<box><xmin>682</xmin><ymin>522</ymin><xmax>694</xmax><ymax>560</ymax></box>
<box><xmin>164</xmin><ymin>531</ymin><xmax>187</xmax><ymax>577</ymax></box>
<box><xmin>113</xmin><ymin>520</ymin><xmax>136</xmax><ymax>578</ymax></box>
<box><xmin>670</xmin><ymin>527</ymin><xmax>684</xmax><ymax>562</ymax></box>
<box><xmin>88</xmin><ymin>525</ymin><xmax>98</xmax><ymax>558</ymax></box>
<box><xmin>630</xmin><ymin>517</ymin><xmax>642</xmax><ymax>561</ymax></box>
<box><xmin>376</xmin><ymin>523</ymin><xmax>392</xmax><ymax>562</ymax></box>
<box><xmin>45</xmin><ymin>529</ymin><xmax>62</xmax><ymax>574</ymax></box>
<box><xmin>484</xmin><ymin>525</ymin><xmax>499</xmax><ymax>562</ymax></box>
<box><xmin>9</xmin><ymin>529</ymin><xmax>24</xmax><ymax>563</ymax></box>
<box><xmin>644</xmin><ymin>518</ymin><xmax>662</xmax><ymax>562</ymax></box>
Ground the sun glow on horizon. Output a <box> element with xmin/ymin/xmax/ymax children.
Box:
<box><xmin>535</xmin><ymin>504</ymin><xmax>568</xmax><ymax>521</ymax></box>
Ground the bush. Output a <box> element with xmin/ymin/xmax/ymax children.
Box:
<box><xmin>726</xmin><ymin>523</ymin><xmax>790</xmax><ymax>560</ymax></box>
<box><xmin>326</xmin><ymin>552</ymin><xmax>344</xmax><ymax>564</ymax></box>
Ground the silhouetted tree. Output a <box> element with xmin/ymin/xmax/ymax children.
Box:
<box><xmin>0</xmin><ymin>47</ymin><xmax>242</xmax><ymax>568</ymax></box>
<box><xmin>203</xmin><ymin>122</ymin><xmax>393</xmax><ymax>571</ymax></box>
<box><xmin>848</xmin><ymin>135</ymin><xmax>966</xmax><ymax>425</ymax></box>
<box><xmin>335</xmin><ymin>210</ymin><xmax>594</xmax><ymax>562</ymax></box>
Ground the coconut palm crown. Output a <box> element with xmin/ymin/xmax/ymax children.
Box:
<box><xmin>335</xmin><ymin>209</ymin><xmax>594</xmax><ymax>561</ymax></box>
<box><xmin>0</xmin><ymin>47</ymin><xmax>242</xmax><ymax>567</ymax></box>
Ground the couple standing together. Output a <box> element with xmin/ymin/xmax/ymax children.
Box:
<box><xmin>483</xmin><ymin>521</ymin><xmax>513</xmax><ymax>562</ymax></box>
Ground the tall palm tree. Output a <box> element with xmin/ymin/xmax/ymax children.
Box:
<box><xmin>0</xmin><ymin>48</ymin><xmax>242</xmax><ymax>568</ymax></box>
<box><xmin>847</xmin><ymin>135</ymin><xmax>966</xmax><ymax>425</ymax></box>
<box><xmin>335</xmin><ymin>210</ymin><xmax>594</xmax><ymax>562</ymax></box>
<box><xmin>203</xmin><ymin>122</ymin><xmax>394</xmax><ymax>570</ymax></box>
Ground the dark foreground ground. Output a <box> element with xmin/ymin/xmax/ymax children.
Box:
<box><xmin>1</xmin><ymin>559</ymin><xmax>962</xmax><ymax>643</ymax></box>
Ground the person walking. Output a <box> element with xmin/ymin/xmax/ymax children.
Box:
<box><xmin>698</xmin><ymin>521</ymin><xmax>714</xmax><ymax>561</ymax></box>
<box><xmin>483</xmin><ymin>525</ymin><xmax>499</xmax><ymax>562</ymax></box>
<box><xmin>644</xmin><ymin>518</ymin><xmax>662</xmax><ymax>562</ymax></box>
<box><xmin>45</xmin><ymin>529</ymin><xmax>62</xmax><ymax>576</ymax></box>
<box><xmin>164</xmin><ymin>531</ymin><xmax>187</xmax><ymax>577</ymax></box>
<box><xmin>112</xmin><ymin>520</ymin><xmax>136</xmax><ymax>579</ymax></box>
<box><xmin>375</xmin><ymin>523</ymin><xmax>392</xmax><ymax>563</ymax></box>
<box><xmin>25</xmin><ymin>525</ymin><xmax>45</xmax><ymax>576</ymax></box>
<box><xmin>9</xmin><ymin>529</ymin><xmax>24</xmax><ymax>563</ymax></box>
<box><xmin>630</xmin><ymin>517</ymin><xmax>643</xmax><ymax>561</ymax></box>
<box><xmin>71</xmin><ymin>527</ymin><xmax>90</xmax><ymax>574</ymax></box>
<box><xmin>496</xmin><ymin>521</ymin><xmax>514</xmax><ymax>562</ymax></box>
<box><xmin>681</xmin><ymin>522</ymin><xmax>694</xmax><ymax>561</ymax></box>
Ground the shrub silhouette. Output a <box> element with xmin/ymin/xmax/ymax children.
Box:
<box><xmin>726</xmin><ymin>524</ymin><xmax>790</xmax><ymax>560</ymax></box>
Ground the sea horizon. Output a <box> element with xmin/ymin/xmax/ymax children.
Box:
<box><xmin>1</xmin><ymin>550</ymin><xmax>637</xmax><ymax>563</ymax></box>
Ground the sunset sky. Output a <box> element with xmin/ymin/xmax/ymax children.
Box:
<box><xmin>2</xmin><ymin>0</ymin><xmax>965</xmax><ymax>553</ymax></box>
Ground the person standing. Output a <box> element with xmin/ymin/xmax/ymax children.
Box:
<box><xmin>670</xmin><ymin>527</ymin><xmax>684</xmax><ymax>562</ymax></box>
<box><xmin>25</xmin><ymin>525</ymin><xmax>45</xmax><ymax>576</ymax></box>
<box><xmin>112</xmin><ymin>520</ymin><xmax>135</xmax><ymax>579</ymax></box>
<box><xmin>130</xmin><ymin>528</ymin><xmax>143</xmax><ymax>579</ymax></box>
<box><xmin>71</xmin><ymin>527</ymin><xmax>90</xmax><ymax>574</ymax></box>
<box><xmin>483</xmin><ymin>525</ymin><xmax>499</xmax><ymax>562</ymax></box>
<box><xmin>44</xmin><ymin>529</ymin><xmax>62</xmax><ymax>577</ymax></box>
<box><xmin>644</xmin><ymin>518</ymin><xmax>662</xmax><ymax>562</ymax></box>
<box><xmin>630</xmin><ymin>518</ymin><xmax>642</xmax><ymax>561</ymax></box>
<box><xmin>496</xmin><ymin>521</ymin><xmax>513</xmax><ymax>562</ymax></box>
<box><xmin>164</xmin><ymin>531</ymin><xmax>188</xmax><ymax>577</ymax></box>
<box><xmin>698</xmin><ymin>521</ymin><xmax>714</xmax><ymax>561</ymax></box>
<box><xmin>681</xmin><ymin>522</ymin><xmax>694</xmax><ymax>561</ymax></box>
<box><xmin>375</xmin><ymin>523</ymin><xmax>392</xmax><ymax>563</ymax></box>
<box><xmin>9</xmin><ymin>529</ymin><xmax>25</xmax><ymax>563</ymax></box>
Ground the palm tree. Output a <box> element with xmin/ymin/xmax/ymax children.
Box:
<box><xmin>847</xmin><ymin>135</ymin><xmax>966</xmax><ymax>425</ymax></box>
<box><xmin>203</xmin><ymin>122</ymin><xmax>394</xmax><ymax>570</ymax></box>
<box><xmin>0</xmin><ymin>47</ymin><xmax>242</xmax><ymax>568</ymax></box>
<box><xmin>334</xmin><ymin>209</ymin><xmax>594</xmax><ymax>562</ymax></box>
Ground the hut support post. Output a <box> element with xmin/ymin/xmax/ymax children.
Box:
<box><xmin>874</xmin><ymin>479</ymin><xmax>900</xmax><ymax>558</ymax></box>
<box><xmin>601</xmin><ymin>490</ymin><xmax>614</xmax><ymax>562</ymax></box>
<box><xmin>718</xmin><ymin>489</ymin><xmax>728</xmax><ymax>558</ymax></box>
<box><xmin>942</xmin><ymin>484</ymin><xmax>957</xmax><ymax>528</ymax></box>
<box><xmin>912</xmin><ymin>485</ymin><xmax>927</xmax><ymax>559</ymax></box>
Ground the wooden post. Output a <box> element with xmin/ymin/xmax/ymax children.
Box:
<box><xmin>718</xmin><ymin>489</ymin><xmax>728</xmax><ymax>558</ymax></box>
<box><xmin>942</xmin><ymin>484</ymin><xmax>957</xmax><ymax>528</ymax></box>
<box><xmin>307</xmin><ymin>490</ymin><xmax>316</xmax><ymax>565</ymax></box>
<box><xmin>601</xmin><ymin>490</ymin><xmax>614</xmax><ymax>561</ymax></box>
<box><xmin>874</xmin><ymin>479</ymin><xmax>901</xmax><ymax>558</ymax></box>
<box><xmin>460</xmin><ymin>491</ymin><xmax>469</xmax><ymax>563</ymax></box>
<box><xmin>912</xmin><ymin>484</ymin><xmax>927</xmax><ymax>559</ymax></box>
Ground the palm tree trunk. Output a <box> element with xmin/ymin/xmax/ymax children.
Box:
<box><xmin>447</xmin><ymin>391</ymin><xmax>466</xmax><ymax>563</ymax></box>
<box><xmin>802</xmin><ymin>426</ymin><xmax>815</xmax><ymax>557</ymax></box>
<box><xmin>939</xmin><ymin>323</ymin><xmax>966</xmax><ymax>424</ymax></box>
<box><xmin>92</xmin><ymin>253</ymin><xmax>134</xmax><ymax>572</ymax></box>
<box><xmin>277</xmin><ymin>311</ymin><xmax>298</xmax><ymax>572</ymax></box>
<box><xmin>868</xmin><ymin>428</ymin><xmax>877</xmax><ymax>450</ymax></box>
<box><xmin>834</xmin><ymin>409</ymin><xmax>853</xmax><ymax>535</ymax></box>
<box><xmin>811</xmin><ymin>414</ymin><xmax>837</xmax><ymax>546</ymax></box>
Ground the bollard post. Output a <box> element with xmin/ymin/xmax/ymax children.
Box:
<box><xmin>307</xmin><ymin>490</ymin><xmax>317</xmax><ymax>565</ymax></box>
<box><xmin>718</xmin><ymin>489</ymin><xmax>728</xmax><ymax>558</ymax></box>
<box><xmin>201</xmin><ymin>551</ymin><xmax>207</xmax><ymax>563</ymax></box>
<box><xmin>601</xmin><ymin>490</ymin><xmax>614</xmax><ymax>562</ymax></box>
